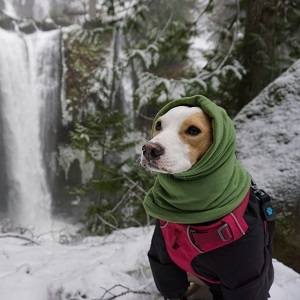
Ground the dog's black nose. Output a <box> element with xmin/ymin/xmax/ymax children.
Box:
<box><xmin>142</xmin><ymin>142</ymin><xmax>165</xmax><ymax>162</ymax></box>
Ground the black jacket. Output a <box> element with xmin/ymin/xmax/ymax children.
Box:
<box><xmin>148</xmin><ymin>189</ymin><xmax>274</xmax><ymax>300</ymax></box>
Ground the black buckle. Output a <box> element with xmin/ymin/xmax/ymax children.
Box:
<box><xmin>217</xmin><ymin>223</ymin><xmax>232</xmax><ymax>242</ymax></box>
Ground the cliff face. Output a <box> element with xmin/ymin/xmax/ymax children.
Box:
<box><xmin>235</xmin><ymin>59</ymin><xmax>300</xmax><ymax>210</ymax></box>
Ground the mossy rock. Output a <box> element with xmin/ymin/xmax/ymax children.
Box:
<box><xmin>272</xmin><ymin>204</ymin><xmax>300</xmax><ymax>273</ymax></box>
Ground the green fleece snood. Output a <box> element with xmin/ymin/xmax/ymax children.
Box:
<box><xmin>143</xmin><ymin>95</ymin><xmax>251</xmax><ymax>223</ymax></box>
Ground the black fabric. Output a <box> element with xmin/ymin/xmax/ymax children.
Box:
<box><xmin>148</xmin><ymin>220</ymin><xmax>189</xmax><ymax>299</ymax></box>
<box><xmin>220</xmin><ymin>247</ymin><xmax>273</xmax><ymax>300</ymax></box>
<box><xmin>148</xmin><ymin>189</ymin><xmax>274</xmax><ymax>300</ymax></box>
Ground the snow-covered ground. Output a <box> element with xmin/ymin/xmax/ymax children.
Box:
<box><xmin>0</xmin><ymin>226</ymin><xmax>299</xmax><ymax>300</ymax></box>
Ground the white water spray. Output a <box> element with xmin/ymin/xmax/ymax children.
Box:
<box><xmin>0</xmin><ymin>28</ymin><xmax>60</xmax><ymax>232</ymax></box>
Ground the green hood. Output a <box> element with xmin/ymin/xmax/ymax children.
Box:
<box><xmin>143</xmin><ymin>95</ymin><xmax>251</xmax><ymax>223</ymax></box>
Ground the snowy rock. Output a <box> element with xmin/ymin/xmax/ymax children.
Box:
<box><xmin>235</xmin><ymin>59</ymin><xmax>300</xmax><ymax>207</ymax></box>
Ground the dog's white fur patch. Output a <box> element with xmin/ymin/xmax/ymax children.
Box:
<box><xmin>141</xmin><ymin>106</ymin><xmax>212</xmax><ymax>174</ymax></box>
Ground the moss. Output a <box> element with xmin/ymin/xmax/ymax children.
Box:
<box><xmin>272</xmin><ymin>204</ymin><xmax>300</xmax><ymax>273</ymax></box>
<box><xmin>273</xmin><ymin>230</ymin><xmax>300</xmax><ymax>273</ymax></box>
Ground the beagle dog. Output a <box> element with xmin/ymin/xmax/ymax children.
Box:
<box><xmin>141</xmin><ymin>106</ymin><xmax>213</xmax><ymax>299</ymax></box>
<box><xmin>140</xmin><ymin>102</ymin><xmax>273</xmax><ymax>300</ymax></box>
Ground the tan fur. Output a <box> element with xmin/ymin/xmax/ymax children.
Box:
<box><xmin>179</xmin><ymin>111</ymin><xmax>213</xmax><ymax>165</ymax></box>
<box><xmin>187</xmin><ymin>273</ymin><xmax>213</xmax><ymax>299</ymax></box>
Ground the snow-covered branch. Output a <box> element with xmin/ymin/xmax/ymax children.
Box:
<box><xmin>200</xmin><ymin>0</ymin><xmax>242</xmax><ymax>81</ymax></box>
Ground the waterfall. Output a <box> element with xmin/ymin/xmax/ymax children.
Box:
<box><xmin>0</xmin><ymin>28</ymin><xmax>61</xmax><ymax>232</ymax></box>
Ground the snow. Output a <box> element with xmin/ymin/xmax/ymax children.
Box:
<box><xmin>0</xmin><ymin>227</ymin><xmax>156</xmax><ymax>300</ymax></box>
<box><xmin>0</xmin><ymin>3</ymin><xmax>299</xmax><ymax>299</ymax></box>
<box><xmin>58</xmin><ymin>145</ymin><xmax>95</xmax><ymax>184</ymax></box>
<box><xmin>0</xmin><ymin>226</ymin><xmax>299</xmax><ymax>300</ymax></box>
<box><xmin>234</xmin><ymin>59</ymin><xmax>300</xmax><ymax>205</ymax></box>
<box><xmin>2</xmin><ymin>0</ymin><xmax>50</xmax><ymax>21</ymax></box>
<box><xmin>2</xmin><ymin>1</ymin><xmax>19</xmax><ymax>20</ymax></box>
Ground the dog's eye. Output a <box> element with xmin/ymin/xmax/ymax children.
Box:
<box><xmin>186</xmin><ymin>126</ymin><xmax>201</xmax><ymax>136</ymax></box>
<box><xmin>155</xmin><ymin>121</ymin><xmax>162</xmax><ymax>131</ymax></box>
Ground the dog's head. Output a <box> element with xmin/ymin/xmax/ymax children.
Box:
<box><xmin>141</xmin><ymin>106</ymin><xmax>213</xmax><ymax>174</ymax></box>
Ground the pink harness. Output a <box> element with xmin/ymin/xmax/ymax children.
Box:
<box><xmin>160</xmin><ymin>189</ymin><xmax>250</xmax><ymax>284</ymax></box>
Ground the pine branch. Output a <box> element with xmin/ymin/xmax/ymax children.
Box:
<box><xmin>200</xmin><ymin>0</ymin><xmax>241</xmax><ymax>80</ymax></box>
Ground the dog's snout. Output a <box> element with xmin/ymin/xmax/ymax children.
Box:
<box><xmin>142</xmin><ymin>142</ymin><xmax>165</xmax><ymax>162</ymax></box>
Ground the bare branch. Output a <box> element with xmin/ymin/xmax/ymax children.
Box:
<box><xmin>154</xmin><ymin>12</ymin><xmax>174</xmax><ymax>44</ymax></box>
<box><xmin>122</xmin><ymin>173</ymin><xmax>148</xmax><ymax>196</ymax></box>
<box><xmin>137</xmin><ymin>111</ymin><xmax>154</xmax><ymax>122</ymax></box>
<box><xmin>111</xmin><ymin>180</ymin><xmax>139</xmax><ymax>214</ymax></box>
<box><xmin>96</xmin><ymin>214</ymin><xmax>119</xmax><ymax>232</ymax></box>
<box><xmin>133</xmin><ymin>192</ymin><xmax>151</xmax><ymax>227</ymax></box>
<box><xmin>0</xmin><ymin>234</ymin><xmax>39</xmax><ymax>245</ymax></box>
<box><xmin>98</xmin><ymin>284</ymin><xmax>152</xmax><ymax>300</ymax></box>
<box><xmin>191</xmin><ymin>0</ymin><xmax>214</xmax><ymax>28</ymax></box>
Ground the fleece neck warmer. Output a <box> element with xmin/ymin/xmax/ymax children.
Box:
<box><xmin>143</xmin><ymin>95</ymin><xmax>251</xmax><ymax>223</ymax></box>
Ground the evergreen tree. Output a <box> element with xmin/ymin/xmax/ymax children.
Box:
<box><xmin>70</xmin><ymin>109</ymin><xmax>152</xmax><ymax>235</ymax></box>
<box><xmin>65</xmin><ymin>0</ymin><xmax>201</xmax><ymax>234</ymax></box>
<box><xmin>203</xmin><ymin>0</ymin><xmax>300</xmax><ymax>114</ymax></box>
<box><xmin>237</xmin><ymin>0</ymin><xmax>279</xmax><ymax>110</ymax></box>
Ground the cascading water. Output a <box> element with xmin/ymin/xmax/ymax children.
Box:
<box><xmin>0</xmin><ymin>28</ymin><xmax>61</xmax><ymax>232</ymax></box>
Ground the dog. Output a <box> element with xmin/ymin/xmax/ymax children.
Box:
<box><xmin>140</xmin><ymin>96</ymin><xmax>274</xmax><ymax>300</ymax></box>
<box><xmin>141</xmin><ymin>105</ymin><xmax>213</xmax><ymax>299</ymax></box>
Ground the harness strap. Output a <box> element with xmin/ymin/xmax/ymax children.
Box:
<box><xmin>189</xmin><ymin>189</ymin><xmax>250</xmax><ymax>252</ymax></box>
<box><xmin>160</xmin><ymin>189</ymin><xmax>251</xmax><ymax>283</ymax></box>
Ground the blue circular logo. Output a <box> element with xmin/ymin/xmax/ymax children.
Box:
<box><xmin>266</xmin><ymin>207</ymin><xmax>273</xmax><ymax>216</ymax></box>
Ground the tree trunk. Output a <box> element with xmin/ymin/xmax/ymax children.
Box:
<box><xmin>89</xmin><ymin>0</ymin><xmax>97</xmax><ymax>19</ymax></box>
<box><xmin>237</xmin><ymin>0</ymin><xmax>279</xmax><ymax>111</ymax></box>
<box><xmin>109</xmin><ymin>27</ymin><xmax>125</xmax><ymax>113</ymax></box>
